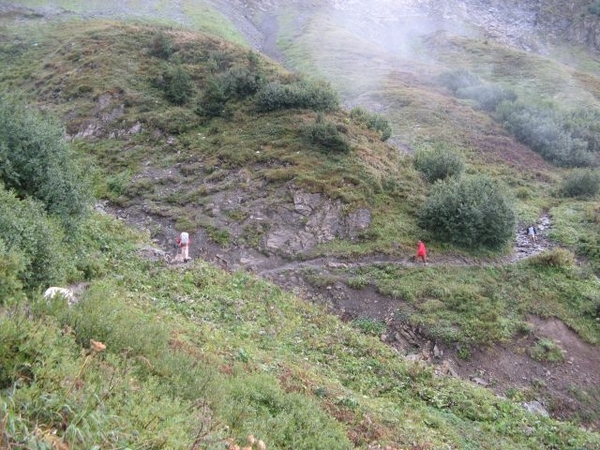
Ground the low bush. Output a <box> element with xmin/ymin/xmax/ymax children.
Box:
<box><xmin>255</xmin><ymin>79</ymin><xmax>339</xmax><ymax>112</ymax></box>
<box><xmin>149</xmin><ymin>31</ymin><xmax>174</xmax><ymax>59</ymax></box>
<box><xmin>417</xmin><ymin>176</ymin><xmax>516</xmax><ymax>250</ymax></box>
<box><xmin>456</xmin><ymin>83</ymin><xmax>516</xmax><ymax>112</ymax></box>
<box><xmin>528</xmin><ymin>248</ymin><xmax>575</xmax><ymax>270</ymax></box>
<box><xmin>196</xmin><ymin>76</ymin><xmax>230</xmax><ymax>117</ymax></box>
<box><xmin>529</xmin><ymin>338</ymin><xmax>565</xmax><ymax>363</ymax></box>
<box><xmin>222</xmin><ymin>65</ymin><xmax>264</xmax><ymax>99</ymax></box>
<box><xmin>304</xmin><ymin>114</ymin><xmax>350</xmax><ymax>153</ymax></box>
<box><xmin>163</xmin><ymin>63</ymin><xmax>193</xmax><ymax>105</ymax></box>
<box><xmin>350</xmin><ymin>106</ymin><xmax>392</xmax><ymax>141</ymax></box>
<box><xmin>438</xmin><ymin>69</ymin><xmax>481</xmax><ymax>93</ymax></box>
<box><xmin>414</xmin><ymin>145</ymin><xmax>465</xmax><ymax>183</ymax></box>
<box><xmin>559</xmin><ymin>169</ymin><xmax>600</xmax><ymax>198</ymax></box>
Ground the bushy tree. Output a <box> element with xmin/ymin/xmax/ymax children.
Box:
<box><xmin>417</xmin><ymin>176</ymin><xmax>516</xmax><ymax>250</ymax></box>
<box><xmin>0</xmin><ymin>184</ymin><xmax>67</xmax><ymax>291</ymax></box>
<box><xmin>0</xmin><ymin>97</ymin><xmax>90</xmax><ymax>226</ymax></box>
<box><xmin>559</xmin><ymin>169</ymin><xmax>600</xmax><ymax>198</ymax></box>
<box><xmin>414</xmin><ymin>145</ymin><xmax>465</xmax><ymax>183</ymax></box>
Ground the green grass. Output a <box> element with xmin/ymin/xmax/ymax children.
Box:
<box><xmin>351</xmin><ymin>261</ymin><xmax>600</xmax><ymax>348</ymax></box>
<box><xmin>2</xmin><ymin>216</ymin><xmax>599</xmax><ymax>448</ymax></box>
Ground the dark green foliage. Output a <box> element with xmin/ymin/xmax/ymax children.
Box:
<box><xmin>414</xmin><ymin>145</ymin><xmax>465</xmax><ymax>183</ymax></box>
<box><xmin>149</xmin><ymin>31</ymin><xmax>174</xmax><ymax>59</ymax></box>
<box><xmin>350</xmin><ymin>106</ymin><xmax>392</xmax><ymax>141</ymax></box>
<box><xmin>564</xmin><ymin>108</ymin><xmax>600</xmax><ymax>153</ymax></box>
<box><xmin>304</xmin><ymin>114</ymin><xmax>350</xmax><ymax>153</ymax></box>
<box><xmin>196</xmin><ymin>65</ymin><xmax>263</xmax><ymax>117</ymax></box>
<box><xmin>0</xmin><ymin>97</ymin><xmax>90</xmax><ymax>225</ymax></box>
<box><xmin>0</xmin><ymin>185</ymin><xmax>66</xmax><ymax>291</ymax></box>
<box><xmin>163</xmin><ymin>63</ymin><xmax>193</xmax><ymax>105</ymax></box>
<box><xmin>559</xmin><ymin>169</ymin><xmax>600</xmax><ymax>198</ymax></box>
<box><xmin>196</xmin><ymin>76</ymin><xmax>229</xmax><ymax>117</ymax></box>
<box><xmin>222</xmin><ymin>65</ymin><xmax>264</xmax><ymax>99</ymax></box>
<box><xmin>496</xmin><ymin>100</ymin><xmax>598</xmax><ymax>167</ymax></box>
<box><xmin>417</xmin><ymin>176</ymin><xmax>516</xmax><ymax>250</ymax></box>
<box><xmin>0</xmin><ymin>239</ymin><xmax>25</xmax><ymax>304</ymax></box>
<box><xmin>255</xmin><ymin>80</ymin><xmax>339</xmax><ymax>112</ymax></box>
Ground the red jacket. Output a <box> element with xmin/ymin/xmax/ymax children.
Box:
<box><xmin>417</xmin><ymin>241</ymin><xmax>427</xmax><ymax>257</ymax></box>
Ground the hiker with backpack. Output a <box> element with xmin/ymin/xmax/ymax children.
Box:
<box><xmin>176</xmin><ymin>231</ymin><xmax>191</xmax><ymax>262</ymax></box>
<box><xmin>526</xmin><ymin>225</ymin><xmax>537</xmax><ymax>245</ymax></box>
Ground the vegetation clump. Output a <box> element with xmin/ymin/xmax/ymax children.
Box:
<box><xmin>162</xmin><ymin>63</ymin><xmax>193</xmax><ymax>105</ymax></box>
<box><xmin>0</xmin><ymin>96</ymin><xmax>90</xmax><ymax>224</ymax></box>
<box><xmin>559</xmin><ymin>168</ymin><xmax>600</xmax><ymax>198</ymax></box>
<box><xmin>349</xmin><ymin>106</ymin><xmax>392</xmax><ymax>141</ymax></box>
<box><xmin>414</xmin><ymin>145</ymin><xmax>465</xmax><ymax>183</ymax></box>
<box><xmin>304</xmin><ymin>114</ymin><xmax>350</xmax><ymax>153</ymax></box>
<box><xmin>417</xmin><ymin>175</ymin><xmax>516</xmax><ymax>250</ymax></box>
<box><xmin>255</xmin><ymin>79</ymin><xmax>339</xmax><ymax>112</ymax></box>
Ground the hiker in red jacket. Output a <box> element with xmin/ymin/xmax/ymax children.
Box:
<box><xmin>416</xmin><ymin>240</ymin><xmax>428</xmax><ymax>265</ymax></box>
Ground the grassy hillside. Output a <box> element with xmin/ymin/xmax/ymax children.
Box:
<box><xmin>1</xmin><ymin>4</ymin><xmax>600</xmax><ymax>450</ymax></box>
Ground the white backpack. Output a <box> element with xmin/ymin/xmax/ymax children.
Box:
<box><xmin>180</xmin><ymin>232</ymin><xmax>189</xmax><ymax>245</ymax></box>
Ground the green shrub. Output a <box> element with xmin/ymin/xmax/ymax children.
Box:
<box><xmin>196</xmin><ymin>76</ymin><xmax>230</xmax><ymax>117</ymax></box>
<box><xmin>222</xmin><ymin>65</ymin><xmax>264</xmax><ymax>99</ymax></box>
<box><xmin>529</xmin><ymin>338</ymin><xmax>565</xmax><ymax>363</ymax></box>
<box><xmin>149</xmin><ymin>31</ymin><xmax>174</xmax><ymax>59</ymax></box>
<box><xmin>352</xmin><ymin>317</ymin><xmax>386</xmax><ymax>336</ymax></box>
<box><xmin>163</xmin><ymin>63</ymin><xmax>193</xmax><ymax>105</ymax></box>
<box><xmin>456</xmin><ymin>84</ymin><xmax>516</xmax><ymax>112</ymax></box>
<box><xmin>255</xmin><ymin>79</ymin><xmax>339</xmax><ymax>112</ymax></box>
<box><xmin>414</xmin><ymin>145</ymin><xmax>465</xmax><ymax>183</ymax></box>
<box><xmin>0</xmin><ymin>239</ymin><xmax>25</xmax><ymax>305</ymax></box>
<box><xmin>559</xmin><ymin>169</ymin><xmax>600</xmax><ymax>198</ymax></box>
<box><xmin>304</xmin><ymin>114</ymin><xmax>350</xmax><ymax>153</ymax></box>
<box><xmin>528</xmin><ymin>248</ymin><xmax>575</xmax><ymax>270</ymax></box>
<box><xmin>0</xmin><ymin>96</ymin><xmax>91</xmax><ymax>225</ymax></box>
<box><xmin>417</xmin><ymin>176</ymin><xmax>516</xmax><ymax>250</ymax></box>
<box><xmin>438</xmin><ymin>69</ymin><xmax>481</xmax><ymax>93</ymax></box>
<box><xmin>350</xmin><ymin>107</ymin><xmax>392</xmax><ymax>141</ymax></box>
<box><xmin>496</xmin><ymin>100</ymin><xmax>597</xmax><ymax>168</ymax></box>
<box><xmin>0</xmin><ymin>185</ymin><xmax>67</xmax><ymax>291</ymax></box>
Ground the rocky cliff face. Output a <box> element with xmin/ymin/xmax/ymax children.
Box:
<box><xmin>211</xmin><ymin>0</ymin><xmax>600</xmax><ymax>58</ymax></box>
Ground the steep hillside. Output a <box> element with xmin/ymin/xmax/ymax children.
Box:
<box><xmin>1</xmin><ymin>2</ymin><xmax>600</xmax><ymax>449</ymax></box>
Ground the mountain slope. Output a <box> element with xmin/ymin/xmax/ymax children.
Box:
<box><xmin>1</xmin><ymin>2</ymin><xmax>600</xmax><ymax>448</ymax></box>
